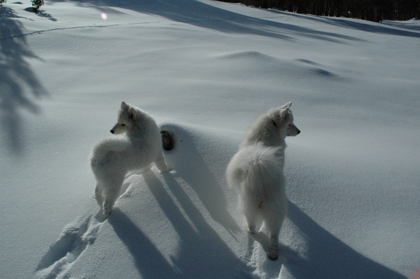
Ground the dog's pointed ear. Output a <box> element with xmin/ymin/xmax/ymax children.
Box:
<box><xmin>280</xmin><ymin>102</ymin><xmax>292</xmax><ymax>109</ymax></box>
<box><xmin>280</xmin><ymin>107</ymin><xmax>290</xmax><ymax>119</ymax></box>
<box><xmin>128</xmin><ymin>107</ymin><xmax>137</xmax><ymax>120</ymax></box>
<box><xmin>121</xmin><ymin>101</ymin><xmax>128</xmax><ymax>109</ymax></box>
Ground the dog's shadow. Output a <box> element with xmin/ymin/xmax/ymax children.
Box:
<box><xmin>108</xmin><ymin>208</ymin><xmax>183</xmax><ymax>279</ymax></box>
<box><xmin>271</xmin><ymin>201</ymin><xmax>406</xmax><ymax>279</ymax></box>
<box><xmin>160</xmin><ymin>124</ymin><xmax>241</xmax><ymax>235</ymax></box>
<box><xmin>244</xmin><ymin>201</ymin><xmax>406</xmax><ymax>278</ymax></box>
<box><xmin>139</xmin><ymin>170</ymin><xmax>253</xmax><ymax>278</ymax></box>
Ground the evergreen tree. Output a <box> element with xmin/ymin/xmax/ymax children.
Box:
<box><xmin>32</xmin><ymin>0</ymin><xmax>44</xmax><ymax>12</ymax></box>
<box><xmin>216</xmin><ymin>0</ymin><xmax>420</xmax><ymax>21</ymax></box>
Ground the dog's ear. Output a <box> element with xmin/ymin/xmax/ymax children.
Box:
<box><xmin>279</xmin><ymin>107</ymin><xmax>290</xmax><ymax>120</ymax></box>
<box><xmin>128</xmin><ymin>107</ymin><xmax>137</xmax><ymax>121</ymax></box>
<box><xmin>121</xmin><ymin>101</ymin><xmax>128</xmax><ymax>109</ymax></box>
<box><xmin>280</xmin><ymin>102</ymin><xmax>292</xmax><ymax>109</ymax></box>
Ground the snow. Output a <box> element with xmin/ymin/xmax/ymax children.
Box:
<box><xmin>1</xmin><ymin>1</ymin><xmax>419</xmax><ymax>278</ymax></box>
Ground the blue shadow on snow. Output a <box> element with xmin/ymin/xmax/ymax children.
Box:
<box><xmin>281</xmin><ymin>201</ymin><xmax>407</xmax><ymax>279</ymax></box>
<box><xmin>49</xmin><ymin>0</ymin><xmax>362</xmax><ymax>43</ymax></box>
<box><xmin>108</xmin><ymin>208</ymin><xmax>183</xmax><ymax>279</ymax></box>
<box><xmin>0</xmin><ymin>6</ymin><xmax>48</xmax><ymax>155</ymax></box>
<box><xmin>142</xmin><ymin>171</ymin><xmax>253</xmax><ymax>278</ymax></box>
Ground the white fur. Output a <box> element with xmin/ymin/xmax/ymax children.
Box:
<box><xmin>226</xmin><ymin>102</ymin><xmax>300</xmax><ymax>260</ymax></box>
<box><xmin>90</xmin><ymin>101</ymin><xmax>168</xmax><ymax>216</ymax></box>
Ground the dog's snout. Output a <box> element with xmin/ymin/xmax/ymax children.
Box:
<box><xmin>110</xmin><ymin>130</ymin><xmax>114</xmax><ymax>134</ymax></box>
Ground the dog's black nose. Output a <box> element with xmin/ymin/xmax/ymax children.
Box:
<box><xmin>110</xmin><ymin>130</ymin><xmax>114</xmax><ymax>134</ymax></box>
<box><xmin>297</xmin><ymin>129</ymin><xmax>301</xmax><ymax>134</ymax></box>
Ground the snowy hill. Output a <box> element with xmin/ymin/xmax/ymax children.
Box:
<box><xmin>1</xmin><ymin>1</ymin><xmax>419</xmax><ymax>278</ymax></box>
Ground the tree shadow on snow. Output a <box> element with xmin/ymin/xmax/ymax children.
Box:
<box><xmin>142</xmin><ymin>171</ymin><xmax>252</xmax><ymax>278</ymax></box>
<box><xmin>0</xmin><ymin>7</ymin><xmax>48</xmax><ymax>155</ymax></box>
<box><xmin>49</xmin><ymin>0</ymin><xmax>361</xmax><ymax>43</ymax></box>
<box><xmin>280</xmin><ymin>201</ymin><xmax>406</xmax><ymax>279</ymax></box>
<box><xmin>24</xmin><ymin>7</ymin><xmax>57</xmax><ymax>21</ymax></box>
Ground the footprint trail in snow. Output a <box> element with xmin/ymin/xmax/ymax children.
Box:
<box><xmin>36</xmin><ymin>213</ymin><xmax>105</xmax><ymax>279</ymax></box>
<box><xmin>242</xmin><ymin>229</ymin><xmax>289</xmax><ymax>279</ymax></box>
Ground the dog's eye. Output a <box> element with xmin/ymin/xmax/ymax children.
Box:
<box><xmin>121</xmin><ymin>124</ymin><xmax>126</xmax><ymax>126</ymax></box>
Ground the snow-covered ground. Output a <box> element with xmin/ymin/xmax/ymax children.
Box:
<box><xmin>1</xmin><ymin>1</ymin><xmax>419</xmax><ymax>278</ymax></box>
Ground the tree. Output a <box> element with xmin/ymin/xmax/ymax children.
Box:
<box><xmin>215</xmin><ymin>0</ymin><xmax>420</xmax><ymax>21</ymax></box>
<box><xmin>32</xmin><ymin>0</ymin><xmax>44</xmax><ymax>12</ymax></box>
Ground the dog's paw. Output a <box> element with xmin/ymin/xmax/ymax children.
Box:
<box><xmin>163</xmin><ymin>161</ymin><xmax>174</xmax><ymax>173</ymax></box>
<box><xmin>268</xmin><ymin>241</ymin><xmax>279</xmax><ymax>261</ymax></box>
<box><xmin>103</xmin><ymin>208</ymin><xmax>112</xmax><ymax>217</ymax></box>
<box><xmin>158</xmin><ymin>163</ymin><xmax>174</xmax><ymax>174</ymax></box>
<box><xmin>103</xmin><ymin>202</ymin><xmax>113</xmax><ymax>217</ymax></box>
<box><xmin>159</xmin><ymin>168</ymin><xmax>169</xmax><ymax>174</ymax></box>
<box><xmin>268</xmin><ymin>247</ymin><xmax>279</xmax><ymax>261</ymax></box>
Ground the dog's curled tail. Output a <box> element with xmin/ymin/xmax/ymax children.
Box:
<box><xmin>90</xmin><ymin>137</ymin><xmax>129</xmax><ymax>169</ymax></box>
<box><xmin>226</xmin><ymin>143</ymin><xmax>284</xmax><ymax>195</ymax></box>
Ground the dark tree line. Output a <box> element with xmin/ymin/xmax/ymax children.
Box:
<box><xmin>218</xmin><ymin>0</ymin><xmax>420</xmax><ymax>22</ymax></box>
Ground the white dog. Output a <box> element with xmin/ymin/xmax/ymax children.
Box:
<box><xmin>226</xmin><ymin>102</ymin><xmax>300</xmax><ymax>260</ymax></box>
<box><xmin>90</xmin><ymin>101</ymin><xmax>168</xmax><ymax>216</ymax></box>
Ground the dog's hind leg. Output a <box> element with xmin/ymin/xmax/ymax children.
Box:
<box><xmin>268</xmin><ymin>231</ymin><xmax>280</xmax><ymax>261</ymax></box>
<box><xmin>243</xmin><ymin>202</ymin><xmax>259</xmax><ymax>234</ymax></box>
<box><xmin>102</xmin><ymin>176</ymin><xmax>125</xmax><ymax>217</ymax></box>
<box><xmin>95</xmin><ymin>184</ymin><xmax>103</xmax><ymax>200</ymax></box>
<box><xmin>103</xmin><ymin>189</ymin><xmax>120</xmax><ymax>217</ymax></box>
<box><xmin>264</xmin><ymin>208</ymin><xmax>285</xmax><ymax>261</ymax></box>
<box><xmin>94</xmin><ymin>184</ymin><xmax>105</xmax><ymax>209</ymax></box>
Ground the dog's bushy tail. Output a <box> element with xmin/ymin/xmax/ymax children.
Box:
<box><xmin>90</xmin><ymin>137</ymin><xmax>129</xmax><ymax>169</ymax></box>
<box><xmin>226</xmin><ymin>143</ymin><xmax>284</xmax><ymax>198</ymax></box>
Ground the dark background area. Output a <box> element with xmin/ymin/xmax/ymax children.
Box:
<box><xmin>217</xmin><ymin>0</ymin><xmax>420</xmax><ymax>22</ymax></box>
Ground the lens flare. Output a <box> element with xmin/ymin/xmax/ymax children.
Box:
<box><xmin>101</xmin><ymin>13</ymin><xmax>107</xmax><ymax>20</ymax></box>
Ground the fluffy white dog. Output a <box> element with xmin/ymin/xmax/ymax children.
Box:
<box><xmin>90</xmin><ymin>101</ymin><xmax>168</xmax><ymax>216</ymax></box>
<box><xmin>226</xmin><ymin>102</ymin><xmax>300</xmax><ymax>260</ymax></box>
